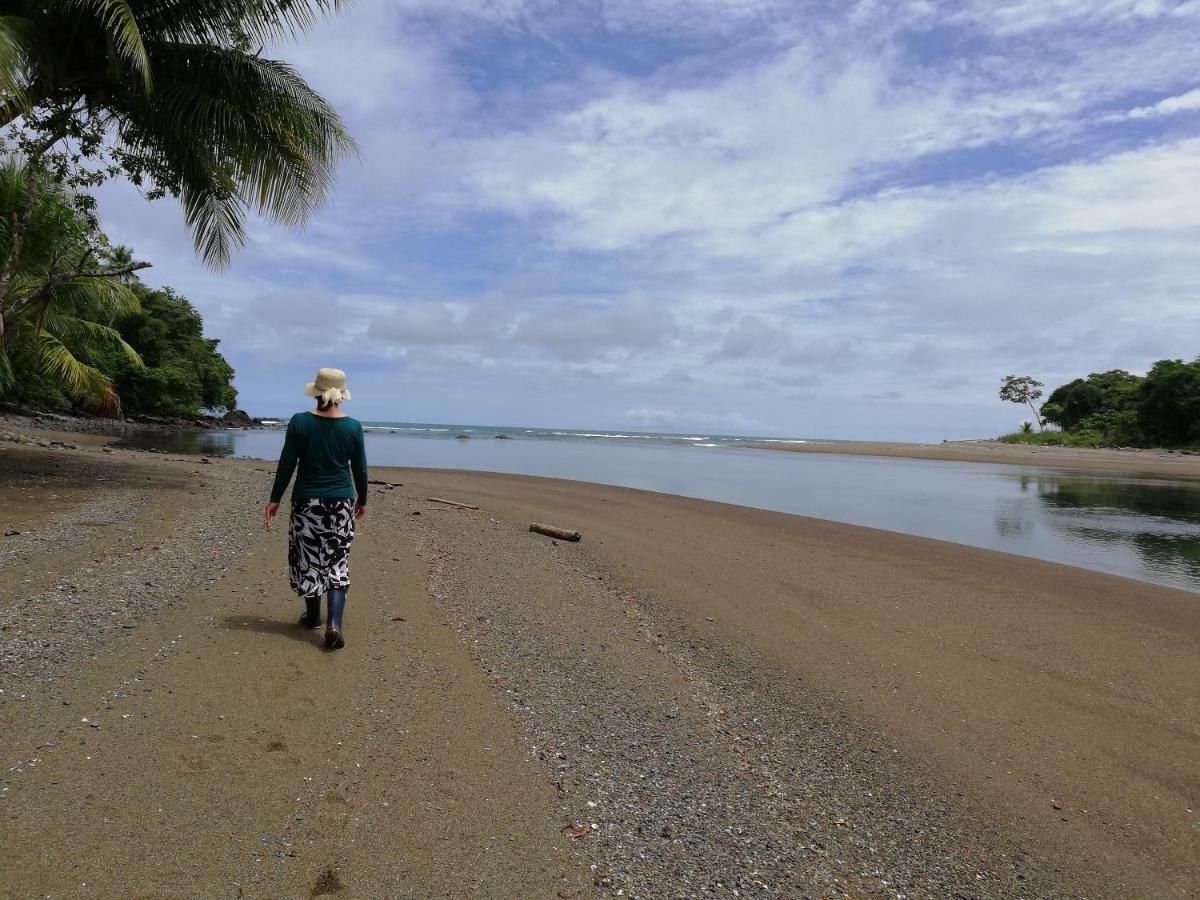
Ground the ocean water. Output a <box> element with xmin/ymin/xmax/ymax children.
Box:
<box><xmin>117</xmin><ymin>422</ymin><xmax>1200</xmax><ymax>593</ymax></box>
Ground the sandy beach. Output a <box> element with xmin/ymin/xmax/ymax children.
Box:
<box><xmin>1</xmin><ymin>433</ymin><xmax>1197</xmax><ymax>898</ymax></box>
<box><xmin>748</xmin><ymin>438</ymin><xmax>1200</xmax><ymax>478</ymax></box>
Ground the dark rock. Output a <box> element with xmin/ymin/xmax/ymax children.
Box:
<box><xmin>220</xmin><ymin>408</ymin><xmax>254</xmax><ymax>428</ymax></box>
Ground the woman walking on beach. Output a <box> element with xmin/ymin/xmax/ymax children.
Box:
<box><xmin>264</xmin><ymin>368</ymin><xmax>368</xmax><ymax>650</ymax></box>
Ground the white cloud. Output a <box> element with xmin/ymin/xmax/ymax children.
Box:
<box><xmin>1112</xmin><ymin>87</ymin><xmax>1200</xmax><ymax>120</ymax></box>
<box><xmin>957</xmin><ymin>0</ymin><xmax>1199</xmax><ymax>34</ymax></box>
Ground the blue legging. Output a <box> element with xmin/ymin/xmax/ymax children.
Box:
<box><xmin>304</xmin><ymin>588</ymin><xmax>347</xmax><ymax>631</ymax></box>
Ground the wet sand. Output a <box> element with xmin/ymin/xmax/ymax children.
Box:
<box><xmin>748</xmin><ymin>438</ymin><xmax>1200</xmax><ymax>477</ymax></box>
<box><xmin>1</xmin><ymin>439</ymin><xmax>1197</xmax><ymax>897</ymax></box>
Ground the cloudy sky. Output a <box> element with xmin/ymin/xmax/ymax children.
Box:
<box><xmin>99</xmin><ymin>0</ymin><xmax>1200</xmax><ymax>439</ymax></box>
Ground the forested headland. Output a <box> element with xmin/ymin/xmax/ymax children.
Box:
<box><xmin>999</xmin><ymin>362</ymin><xmax>1200</xmax><ymax>449</ymax></box>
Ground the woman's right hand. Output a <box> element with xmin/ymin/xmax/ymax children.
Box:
<box><xmin>264</xmin><ymin>502</ymin><xmax>280</xmax><ymax>529</ymax></box>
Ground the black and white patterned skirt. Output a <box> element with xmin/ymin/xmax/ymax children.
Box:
<box><xmin>288</xmin><ymin>498</ymin><xmax>355</xmax><ymax>598</ymax></box>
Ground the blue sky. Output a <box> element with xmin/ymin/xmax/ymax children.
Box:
<box><xmin>99</xmin><ymin>0</ymin><xmax>1200</xmax><ymax>439</ymax></box>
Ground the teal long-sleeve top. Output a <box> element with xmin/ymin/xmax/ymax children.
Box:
<box><xmin>269</xmin><ymin>412</ymin><xmax>369</xmax><ymax>505</ymax></box>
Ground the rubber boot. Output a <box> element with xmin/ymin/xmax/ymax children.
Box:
<box><xmin>325</xmin><ymin>587</ymin><xmax>347</xmax><ymax>649</ymax></box>
<box><xmin>299</xmin><ymin>595</ymin><xmax>322</xmax><ymax>628</ymax></box>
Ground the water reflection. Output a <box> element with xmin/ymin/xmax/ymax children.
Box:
<box><xmin>114</xmin><ymin>429</ymin><xmax>239</xmax><ymax>456</ymax></box>
<box><xmin>1002</xmin><ymin>474</ymin><xmax>1200</xmax><ymax>589</ymax></box>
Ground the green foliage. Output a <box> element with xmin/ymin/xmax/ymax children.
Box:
<box><xmin>1138</xmin><ymin>358</ymin><xmax>1200</xmax><ymax>446</ymax></box>
<box><xmin>0</xmin><ymin>158</ymin><xmax>235</xmax><ymax>418</ymax></box>
<box><xmin>1006</xmin><ymin>358</ymin><xmax>1200</xmax><ymax>449</ymax></box>
<box><xmin>6</xmin><ymin>279</ymin><xmax>237</xmax><ymax>417</ymax></box>
<box><xmin>108</xmin><ymin>285</ymin><xmax>238</xmax><ymax>416</ymax></box>
<box><xmin>0</xmin><ymin>158</ymin><xmax>142</xmax><ymax>413</ymax></box>
<box><xmin>1019</xmin><ymin>421</ymin><xmax>1034</xmax><ymax>434</ymax></box>
<box><xmin>1041</xmin><ymin>370</ymin><xmax>1143</xmax><ymax>444</ymax></box>
<box><xmin>0</xmin><ymin>0</ymin><xmax>355</xmax><ymax>268</ymax></box>
<box><xmin>998</xmin><ymin>429</ymin><xmax>1108</xmax><ymax>448</ymax></box>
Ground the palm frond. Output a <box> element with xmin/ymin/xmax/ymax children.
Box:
<box><xmin>35</xmin><ymin>328</ymin><xmax>120</xmax><ymax>413</ymax></box>
<box><xmin>0</xmin><ymin>16</ymin><xmax>35</xmax><ymax>108</ymax></box>
<box><xmin>43</xmin><ymin>313</ymin><xmax>143</xmax><ymax>367</ymax></box>
<box><xmin>114</xmin><ymin>42</ymin><xmax>355</xmax><ymax>267</ymax></box>
<box><xmin>55</xmin><ymin>275</ymin><xmax>142</xmax><ymax>319</ymax></box>
<box><xmin>68</xmin><ymin>0</ymin><xmax>152</xmax><ymax>91</ymax></box>
<box><xmin>135</xmin><ymin>0</ymin><xmax>349</xmax><ymax>47</ymax></box>
<box><xmin>183</xmin><ymin>175</ymin><xmax>245</xmax><ymax>269</ymax></box>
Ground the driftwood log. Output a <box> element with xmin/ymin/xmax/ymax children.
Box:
<box><xmin>530</xmin><ymin>522</ymin><xmax>582</xmax><ymax>542</ymax></box>
<box><xmin>426</xmin><ymin>496</ymin><xmax>480</xmax><ymax>510</ymax></box>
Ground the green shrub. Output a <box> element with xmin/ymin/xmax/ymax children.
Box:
<box><xmin>997</xmin><ymin>429</ymin><xmax>1108</xmax><ymax>448</ymax></box>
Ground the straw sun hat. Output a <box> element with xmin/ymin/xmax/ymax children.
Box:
<box><xmin>304</xmin><ymin>367</ymin><xmax>352</xmax><ymax>405</ymax></box>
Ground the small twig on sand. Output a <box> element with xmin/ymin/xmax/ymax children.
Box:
<box><xmin>426</xmin><ymin>496</ymin><xmax>479</xmax><ymax>510</ymax></box>
<box><xmin>560</xmin><ymin>820</ymin><xmax>593</xmax><ymax>840</ymax></box>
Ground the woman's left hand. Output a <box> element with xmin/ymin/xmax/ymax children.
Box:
<box><xmin>355</xmin><ymin>504</ymin><xmax>367</xmax><ymax>520</ymax></box>
<box><xmin>264</xmin><ymin>502</ymin><xmax>280</xmax><ymax>529</ymax></box>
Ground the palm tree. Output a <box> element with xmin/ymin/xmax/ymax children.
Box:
<box><xmin>0</xmin><ymin>1</ymin><xmax>355</xmax><ymax>269</ymax></box>
<box><xmin>0</xmin><ymin>159</ymin><xmax>143</xmax><ymax>413</ymax></box>
<box><xmin>105</xmin><ymin>245</ymin><xmax>138</xmax><ymax>283</ymax></box>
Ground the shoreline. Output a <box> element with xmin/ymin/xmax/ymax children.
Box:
<box><xmin>8</xmin><ymin>409</ymin><xmax>1200</xmax><ymax>478</ymax></box>
<box><xmin>746</xmin><ymin>437</ymin><xmax>1200</xmax><ymax>477</ymax></box>
<box><xmin>0</xmin><ymin>405</ymin><xmax>261</xmax><ymax>437</ymax></box>
<box><xmin>0</xmin><ymin>441</ymin><xmax>1197</xmax><ymax>896</ymax></box>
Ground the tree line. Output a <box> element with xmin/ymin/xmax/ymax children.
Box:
<box><xmin>1000</xmin><ymin>361</ymin><xmax>1200</xmax><ymax>448</ymax></box>
<box><xmin>0</xmin><ymin>1</ymin><xmax>353</xmax><ymax>416</ymax></box>
<box><xmin>0</xmin><ymin>160</ymin><xmax>239</xmax><ymax>416</ymax></box>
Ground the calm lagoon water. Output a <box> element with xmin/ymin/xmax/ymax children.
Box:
<box><xmin>118</xmin><ymin>424</ymin><xmax>1200</xmax><ymax>592</ymax></box>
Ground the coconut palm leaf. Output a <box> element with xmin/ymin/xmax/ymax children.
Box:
<box><xmin>69</xmin><ymin>0</ymin><xmax>151</xmax><ymax>90</ymax></box>
<box><xmin>112</xmin><ymin>44</ymin><xmax>353</xmax><ymax>265</ymax></box>
<box><xmin>34</xmin><ymin>328</ymin><xmax>120</xmax><ymax>413</ymax></box>
<box><xmin>0</xmin><ymin>16</ymin><xmax>34</xmax><ymax>106</ymax></box>
<box><xmin>54</xmin><ymin>276</ymin><xmax>142</xmax><ymax>319</ymax></box>
<box><xmin>43</xmin><ymin>313</ymin><xmax>143</xmax><ymax>366</ymax></box>
<box><xmin>0</xmin><ymin>0</ymin><xmax>355</xmax><ymax>269</ymax></box>
<box><xmin>134</xmin><ymin>0</ymin><xmax>347</xmax><ymax>46</ymax></box>
<box><xmin>0</xmin><ymin>157</ymin><xmax>146</xmax><ymax>412</ymax></box>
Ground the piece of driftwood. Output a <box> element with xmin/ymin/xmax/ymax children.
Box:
<box><xmin>426</xmin><ymin>496</ymin><xmax>480</xmax><ymax>510</ymax></box>
<box><xmin>368</xmin><ymin>479</ymin><xmax>403</xmax><ymax>488</ymax></box>
<box><xmin>530</xmin><ymin>522</ymin><xmax>582</xmax><ymax>542</ymax></box>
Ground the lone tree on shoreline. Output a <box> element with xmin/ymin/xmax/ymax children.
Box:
<box><xmin>1000</xmin><ymin>374</ymin><xmax>1045</xmax><ymax>431</ymax></box>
